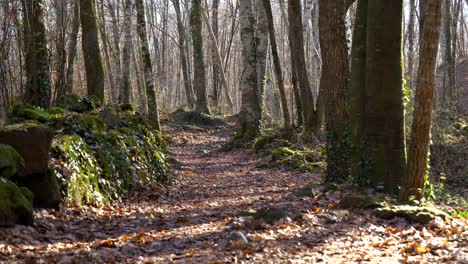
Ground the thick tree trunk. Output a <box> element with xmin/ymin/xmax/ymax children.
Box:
<box><xmin>403</xmin><ymin>0</ymin><xmax>442</xmax><ymax>201</ymax></box>
<box><xmin>349</xmin><ymin>0</ymin><xmax>367</xmax><ymax>182</ymax></box>
<box><xmin>319</xmin><ymin>0</ymin><xmax>350</xmax><ymax>182</ymax></box>
<box><xmin>190</xmin><ymin>0</ymin><xmax>210</xmax><ymax>114</ymax></box>
<box><xmin>211</xmin><ymin>0</ymin><xmax>220</xmax><ymax>107</ymax></box>
<box><xmin>239</xmin><ymin>0</ymin><xmax>261</xmax><ymax>138</ymax></box>
<box><xmin>136</xmin><ymin>0</ymin><xmax>161</xmax><ymax>130</ymax></box>
<box><xmin>80</xmin><ymin>0</ymin><xmax>105</xmax><ymax>101</ymax></box>
<box><xmin>22</xmin><ymin>0</ymin><xmax>51</xmax><ymax>108</ymax></box>
<box><xmin>364</xmin><ymin>0</ymin><xmax>406</xmax><ymax>194</ymax></box>
<box><xmin>262</xmin><ymin>0</ymin><xmax>291</xmax><ymax>131</ymax></box>
<box><xmin>98</xmin><ymin>0</ymin><xmax>116</xmax><ymax>103</ymax></box>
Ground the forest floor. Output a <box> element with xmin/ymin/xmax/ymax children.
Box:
<box><xmin>0</xmin><ymin>123</ymin><xmax>467</xmax><ymax>263</ymax></box>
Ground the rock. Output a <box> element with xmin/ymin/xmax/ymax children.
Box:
<box><xmin>0</xmin><ymin>122</ymin><xmax>54</xmax><ymax>177</ymax></box>
<box><xmin>17</xmin><ymin>171</ymin><xmax>61</xmax><ymax>209</ymax></box>
<box><xmin>99</xmin><ymin>107</ymin><xmax>121</xmax><ymax>128</ymax></box>
<box><xmin>338</xmin><ymin>194</ymin><xmax>387</xmax><ymax>209</ymax></box>
<box><xmin>0</xmin><ymin>177</ymin><xmax>34</xmax><ymax>227</ymax></box>
<box><xmin>0</xmin><ymin>144</ymin><xmax>25</xmax><ymax>179</ymax></box>
<box><xmin>373</xmin><ymin>205</ymin><xmax>451</xmax><ymax>224</ymax></box>
<box><xmin>57</xmin><ymin>94</ymin><xmax>100</xmax><ymax>113</ymax></box>
<box><xmin>239</xmin><ymin>207</ymin><xmax>285</xmax><ymax>225</ymax></box>
<box><xmin>120</xmin><ymin>103</ymin><xmax>137</xmax><ymax>112</ymax></box>
<box><xmin>19</xmin><ymin>187</ymin><xmax>34</xmax><ymax>205</ymax></box>
<box><xmin>11</xmin><ymin>104</ymin><xmax>53</xmax><ymax>123</ymax></box>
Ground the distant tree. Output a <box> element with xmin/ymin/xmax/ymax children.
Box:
<box><xmin>190</xmin><ymin>0</ymin><xmax>210</xmax><ymax>114</ymax></box>
<box><xmin>402</xmin><ymin>0</ymin><xmax>442</xmax><ymax>200</ymax></box>
<box><xmin>262</xmin><ymin>0</ymin><xmax>291</xmax><ymax>131</ymax></box>
<box><xmin>238</xmin><ymin>0</ymin><xmax>261</xmax><ymax>138</ymax></box>
<box><xmin>136</xmin><ymin>0</ymin><xmax>161</xmax><ymax>130</ymax></box>
<box><xmin>80</xmin><ymin>0</ymin><xmax>105</xmax><ymax>101</ymax></box>
<box><xmin>22</xmin><ymin>0</ymin><xmax>51</xmax><ymax>108</ymax></box>
<box><xmin>288</xmin><ymin>0</ymin><xmax>318</xmax><ymax>140</ymax></box>
<box><xmin>121</xmin><ymin>0</ymin><xmax>134</xmax><ymax>104</ymax></box>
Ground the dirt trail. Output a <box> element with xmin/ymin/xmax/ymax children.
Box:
<box><xmin>0</xmin><ymin>125</ymin><xmax>467</xmax><ymax>263</ymax></box>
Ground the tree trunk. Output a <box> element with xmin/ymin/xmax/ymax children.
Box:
<box><xmin>239</xmin><ymin>0</ymin><xmax>261</xmax><ymax>138</ymax></box>
<box><xmin>121</xmin><ymin>0</ymin><xmax>133</xmax><ymax>104</ymax></box>
<box><xmin>349</xmin><ymin>0</ymin><xmax>367</xmax><ymax>182</ymax></box>
<box><xmin>80</xmin><ymin>0</ymin><xmax>105</xmax><ymax>101</ymax></box>
<box><xmin>255</xmin><ymin>1</ymin><xmax>268</xmax><ymax>117</ymax></box>
<box><xmin>65</xmin><ymin>0</ymin><xmax>80</xmax><ymax>95</ymax></box>
<box><xmin>403</xmin><ymin>0</ymin><xmax>442</xmax><ymax>201</ymax></box>
<box><xmin>172</xmin><ymin>0</ymin><xmax>196</xmax><ymax>108</ymax></box>
<box><xmin>211</xmin><ymin>0</ymin><xmax>220</xmax><ymax>107</ymax></box>
<box><xmin>319</xmin><ymin>0</ymin><xmax>350</xmax><ymax>182</ymax></box>
<box><xmin>190</xmin><ymin>0</ymin><xmax>210</xmax><ymax>114</ymax></box>
<box><xmin>22</xmin><ymin>0</ymin><xmax>51</xmax><ymax>108</ymax></box>
<box><xmin>262</xmin><ymin>0</ymin><xmax>291</xmax><ymax>131</ymax></box>
<box><xmin>364</xmin><ymin>0</ymin><xmax>406</xmax><ymax>194</ymax></box>
<box><xmin>288</xmin><ymin>0</ymin><xmax>318</xmax><ymax>139</ymax></box>
<box><xmin>407</xmin><ymin>0</ymin><xmax>416</xmax><ymax>88</ymax></box>
<box><xmin>136</xmin><ymin>0</ymin><xmax>161</xmax><ymax>130</ymax></box>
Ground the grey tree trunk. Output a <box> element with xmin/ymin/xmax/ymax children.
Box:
<box><xmin>136</xmin><ymin>0</ymin><xmax>161</xmax><ymax>130</ymax></box>
<box><xmin>65</xmin><ymin>0</ymin><xmax>80</xmax><ymax>94</ymax></box>
<box><xmin>190</xmin><ymin>0</ymin><xmax>210</xmax><ymax>114</ymax></box>
<box><xmin>121</xmin><ymin>0</ymin><xmax>134</xmax><ymax>104</ymax></box>
<box><xmin>255</xmin><ymin>0</ymin><xmax>268</xmax><ymax>116</ymax></box>
<box><xmin>172</xmin><ymin>0</ymin><xmax>196</xmax><ymax>108</ymax></box>
<box><xmin>239</xmin><ymin>0</ymin><xmax>261</xmax><ymax>138</ymax></box>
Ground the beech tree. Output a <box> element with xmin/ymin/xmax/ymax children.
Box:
<box><xmin>22</xmin><ymin>0</ymin><xmax>51</xmax><ymax>108</ymax></box>
<box><xmin>190</xmin><ymin>0</ymin><xmax>210</xmax><ymax>114</ymax></box>
<box><xmin>80</xmin><ymin>0</ymin><xmax>105</xmax><ymax>101</ymax></box>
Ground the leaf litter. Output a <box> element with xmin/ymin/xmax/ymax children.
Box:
<box><xmin>0</xmin><ymin>125</ymin><xmax>467</xmax><ymax>263</ymax></box>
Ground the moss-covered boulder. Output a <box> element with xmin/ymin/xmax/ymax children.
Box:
<box><xmin>99</xmin><ymin>107</ymin><xmax>121</xmax><ymax>128</ymax></box>
<box><xmin>0</xmin><ymin>178</ymin><xmax>34</xmax><ymax>227</ymax></box>
<box><xmin>239</xmin><ymin>207</ymin><xmax>285</xmax><ymax>224</ymax></box>
<box><xmin>56</xmin><ymin>94</ymin><xmax>101</xmax><ymax>113</ymax></box>
<box><xmin>10</xmin><ymin>104</ymin><xmax>54</xmax><ymax>123</ymax></box>
<box><xmin>16</xmin><ymin>171</ymin><xmax>61</xmax><ymax>209</ymax></box>
<box><xmin>374</xmin><ymin>205</ymin><xmax>451</xmax><ymax>224</ymax></box>
<box><xmin>338</xmin><ymin>194</ymin><xmax>388</xmax><ymax>209</ymax></box>
<box><xmin>0</xmin><ymin>123</ymin><xmax>54</xmax><ymax>177</ymax></box>
<box><xmin>0</xmin><ymin>144</ymin><xmax>25</xmax><ymax>179</ymax></box>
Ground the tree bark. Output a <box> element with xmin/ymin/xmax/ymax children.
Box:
<box><xmin>65</xmin><ymin>0</ymin><xmax>81</xmax><ymax>95</ymax></box>
<box><xmin>262</xmin><ymin>0</ymin><xmax>291</xmax><ymax>131</ymax></box>
<box><xmin>80</xmin><ymin>0</ymin><xmax>105</xmax><ymax>101</ymax></box>
<box><xmin>190</xmin><ymin>0</ymin><xmax>210</xmax><ymax>114</ymax></box>
<box><xmin>239</xmin><ymin>0</ymin><xmax>261</xmax><ymax>138</ymax></box>
<box><xmin>288</xmin><ymin>0</ymin><xmax>318</xmax><ymax>139</ymax></box>
<box><xmin>121</xmin><ymin>0</ymin><xmax>134</xmax><ymax>104</ymax></box>
<box><xmin>364</xmin><ymin>0</ymin><xmax>406</xmax><ymax>194</ymax></box>
<box><xmin>319</xmin><ymin>0</ymin><xmax>350</xmax><ymax>182</ymax></box>
<box><xmin>22</xmin><ymin>0</ymin><xmax>51</xmax><ymax>108</ymax></box>
<box><xmin>403</xmin><ymin>0</ymin><xmax>442</xmax><ymax>200</ymax></box>
<box><xmin>172</xmin><ymin>0</ymin><xmax>196</xmax><ymax>108</ymax></box>
<box><xmin>136</xmin><ymin>0</ymin><xmax>161</xmax><ymax>130</ymax></box>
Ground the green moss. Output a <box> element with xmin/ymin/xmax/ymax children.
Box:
<box><xmin>0</xmin><ymin>144</ymin><xmax>25</xmax><ymax>179</ymax></box>
<box><xmin>338</xmin><ymin>194</ymin><xmax>388</xmax><ymax>209</ymax></box>
<box><xmin>48</xmin><ymin>107</ymin><xmax>66</xmax><ymax>116</ymax></box>
<box><xmin>10</xmin><ymin>104</ymin><xmax>53</xmax><ymax>123</ymax></box>
<box><xmin>239</xmin><ymin>207</ymin><xmax>285</xmax><ymax>224</ymax></box>
<box><xmin>0</xmin><ymin>177</ymin><xmax>33</xmax><ymax>226</ymax></box>
<box><xmin>120</xmin><ymin>103</ymin><xmax>137</xmax><ymax>112</ymax></box>
<box><xmin>19</xmin><ymin>187</ymin><xmax>34</xmax><ymax>205</ymax></box>
<box><xmin>57</xmin><ymin>94</ymin><xmax>100</xmax><ymax>113</ymax></box>
<box><xmin>374</xmin><ymin>205</ymin><xmax>451</xmax><ymax>224</ymax></box>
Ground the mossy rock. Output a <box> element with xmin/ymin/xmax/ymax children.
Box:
<box><xmin>323</xmin><ymin>182</ymin><xmax>340</xmax><ymax>192</ymax></box>
<box><xmin>0</xmin><ymin>123</ymin><xmax>54</xmax><ymax>177</ymax></box>
<box><xmin>47</xmin><ymin>107</ymin><xmax>66</xmax><ymax>116</ymax></box>
<box><xmin>11</xmin><ymin>104</ymin><xmax>53</xmax><ymax>123</ymax></box>
<box><xmin>239</xmin><ymin>207</ymin><xmax>285</xmax><ymax>224</ymax></box>
<box><xmin>80</xmin><ymin>113</ymin><xmax>106</xmax><ymax>132</ymax></box>
<box><xmin>294</xmin><ymin>183</ymin><xmax>317</xmax><ymax>197</ymax></box>
<box><xmin>0</xmin><ymin>178</ymin><xmax>34</xmax><ymax>227</ymax></box>
<box><xmin>57</xmin><ymin>94</ymin><xmax>100</xmax><ymax>113</ymax></box>
<box><xmin>169</xmin><ymin>108</ymin><xmax>227</xmax><ymax>127</ymax></box>
<box><xmin>271</xmin><ymin>147</ymin><xmax>296</xmax><ymax>160</ymax></box>
<box><xmin>17</xmin><ymin>171</ymin><xmax>61</xmax><ymax>209</ymax></box>
<box><xmin>100</xmin><ymin>107</ymin><xmax>121</xmax><ymax>128</ymax></box>
<box><xmin>338</xmin><ymin>194</ymin><xmax>388</xmax><ymax>209</ymax></box>
<box><xmin>120</xmin><ymin>103</ymin><xmax>137</xmax><ymax>112</ymax></box>
<box><xmin>19</xmin><ymin>187</ymin><xmax>34</xmax><ymax>205</ymax></box>
<box><xmin>0</xmin><ymin>144</ymin><xmax>25</xmax><ymax>179</ymax></box>
<box><xmin>374</xmin><ymin>205</ymin><xmax>451</xmax><ymax>224</ymax></box>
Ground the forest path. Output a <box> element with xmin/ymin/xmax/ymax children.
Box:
<box><xmin>1</xmin><ymin>124</ymin><xmax>466</xmax><ymax>263</ymax></box>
